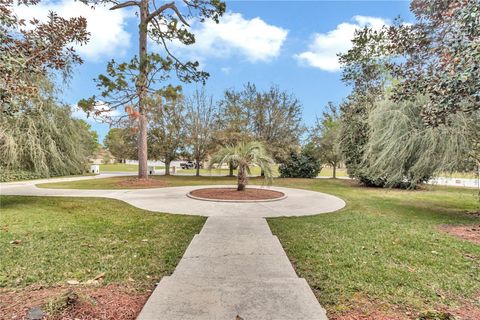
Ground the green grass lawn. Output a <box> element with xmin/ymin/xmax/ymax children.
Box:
<box><xmin>437</xmin><ymin>171</ymin><xmax>479</xmax><ymax>179</ymax></box>
<box><xmin>98</xmin><ymin>163</ymin><xmax>164</xmax><ymax>172</ymax></box>
<box><xmin>178</xmin><ymin>165</ymin><xmax>279</xmax><ymax>177</ymax></box>
<box><xmin>267</xmin><ymin>179</ymin><xmax>480</xmax><ymax>317</ymax></box>
<box><xmin>14</xmin><ymin>176</ymin><xmax>480</xmax><ymax>317</ymax></box>
<box><xmin>97</xmin><ymin>163</ymin><xmax>475</xmax><ymax>180</ymax></box>
<box><xmin>318</xmin><ymin>167</ymin><xmax>348</xmax><ymax>178</ymax></box>
<box><xmin>0</xmin><ymin>196</ymin><xmax>204</xmax><ymax>290</ymax></box>
<box><xmin>37</xmin><ymin>175</ymin><xmax>239</xmax><ymax>189</ymax></box>
<box><xmin>99</xmin><ymin>163</ymin><xmax>139</xmax><ymax>172</ymax></box>
<box><xmin>179</xmin><ymin>166</ymin><xmax>346</xmax><ymax>178</ymax></box>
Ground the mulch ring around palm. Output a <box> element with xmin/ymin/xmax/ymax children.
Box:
<box><xmin>189</xmin><ymin>187</ymin><xmax>285</xmax><ymax>201</ymax></box>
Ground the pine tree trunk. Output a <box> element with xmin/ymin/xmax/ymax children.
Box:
<box><xmin>237</xmin><ymin>165</ymin><xmax>247</xmax><ymax>191</ymax></box>
<box><xmin>138</xmin><ymin>113</ymin><xmax>148</xmax><ymax>179</ymax></box>
<box><xmin>137</xmin><ymin>0</ymin><xmax>149</xmax><ymax>179</ymax></box>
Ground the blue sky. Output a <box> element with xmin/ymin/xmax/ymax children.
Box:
<box><xmin>17</xmin><ymin>1</ymin><xmax>414</xmax><ymax>143</ymax></box>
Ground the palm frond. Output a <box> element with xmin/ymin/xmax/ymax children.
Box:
<box><xmin>210</xmin><ymin>140</ymin><xmax>275</xmax><ymax>186</ymax></box>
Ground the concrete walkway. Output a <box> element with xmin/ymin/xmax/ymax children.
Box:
<box><xmin>0</xmin><ymin>174</ymin><xmax>346</xmax><ymax>319</ymax></box>
<box><xmin>137</xmin><ymin>217</ymin><xmax>328</xmax><ymax>320</ymax></box>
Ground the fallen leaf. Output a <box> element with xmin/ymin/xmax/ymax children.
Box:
<box><xmin>9</xmin><ymin>239</ymin><xmax>21</xmax><ymax>245</ymax></box>
<box><xmin>94</xmin><ymin>272</ymin><xmax>105</xmax><ymax>280</ymax></box>
<box><xmin>66</xmin><ymin>280</ymin><xmax>79</xmax><ymax>285</ymax></box>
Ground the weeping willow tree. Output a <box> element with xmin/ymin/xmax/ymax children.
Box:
<box><xmin>0</xmin><ymin>79</ymin><xmax>97</xmax><ymax>180</ymax></box>
<box><xmin>362</xmin><ymin>97</ymin><xmax>478</xmax><ymax>188</ymax></box>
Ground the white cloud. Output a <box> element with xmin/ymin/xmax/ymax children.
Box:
<box><xmin>14</xmin><ymin>0</ymin><xmax>132</xmax><ymax>61</ymax></box>
<box><xmin>170</xmin><ymin>12</ymin><xmax>288</xmax><ymax>62</ymax></box>
<box><xmin>294</xmin><ymin>15</ymin><xmax>390</xmax><ymax>72</ymax></box>
<box><xmin>220</xmin><ymin>67</ymin><xmax>231</xmax><ymax>74</ymax></box>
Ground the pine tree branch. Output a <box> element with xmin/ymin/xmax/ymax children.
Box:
<box><xmin>147</xmin><ymin>1</ymin><xmax>190</xmax><ymax>26</ymax></box>
<box><xmin>110</xmin><ymin>1</ymin><xmax>139</xmax><ymax>10</ymax></box>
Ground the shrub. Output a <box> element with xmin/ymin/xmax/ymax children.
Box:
<box><xmin>279</xmin><ymin>147</ymin><xmax>322</xmax><ymax>178</ymax></box>
<box><xmin>0</xmin><ymin>169</ymin><xmax>45</xmax><ymax>182</ymax></box>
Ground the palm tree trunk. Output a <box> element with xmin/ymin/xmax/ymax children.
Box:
<box><xmin>237</xmin><ymin>165</ymin><xmax>247</xmax><ymax>191</ymax></box>
<box><xmin>229</xmin><ymin>162</ymin><xmax>234</xmax><ymax>177</ymax></box>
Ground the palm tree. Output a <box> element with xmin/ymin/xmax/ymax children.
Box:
<box><xmin>210</xmin><ymin>141</ymin><xmax>275</xmax><ymax>191</ymax></box>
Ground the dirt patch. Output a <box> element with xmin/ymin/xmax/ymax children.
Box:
<box><xmin>329</xmin><ymin>299</ymin><xmax>411</xmax><ymax>320</ymax></box>
<box><xmin>0</xmin><ymin>284</ymin><xmax>150</xmax><ymax>320</ymax></box>
<box><xmin>448</xmin><ymin>302</ymin><xmax>480</xmax><ymax>320</ymax></box>
<box><xmin>467</xmin><ymin>211</ymin><xmax>480</xmax><ymax>217</ymax></box>
<box><xmin>115</xmin><ymin>178</ymin><xmax>168</xmax><ymax>189</ymax></box>
<box><xmin>439</xmin><ymin>224</ymin><xmax>480</xmax><ymax>245</ymax></box>
<box><xmin>189</xmin><ymin>187</ymin><xmax>285</xmax><ymax>201</ymax></box>
<box><xmin>329</xmin><ymin>296</ymin><xmax>480</xmax><ymax>320</ymax></box>
<box><xmin>332</xmin><ymin>312</ymin><xmax>405</xmax><ymax>320</ymax></box>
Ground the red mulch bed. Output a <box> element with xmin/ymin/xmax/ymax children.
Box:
<box><xmin>439</xmin><ymin>224</ymin><xmax>480</xmax><ymax>245</ymax></box>
<box><xmin>0</xmin><ymin>284</ymin><xmax>150</xmax><ymax>320</ymax></box>
<box><xmin>189</xmin><ymin>187</ymin><xmax>285</xmax><ymax>201</ymax></box>
<box><xmin>115</xmin><ymin>178</ymin><xmax>168</xmax><ymax>188</ymax></box>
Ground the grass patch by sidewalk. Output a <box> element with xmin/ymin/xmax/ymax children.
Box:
<box><xmin>267</xmin><ymin>179</ymin><xmax>480</xmax><ymax>318</ymax></box>
<box><xmin>0</xmin><ymin>196</ymin><xmax>204</xmax><ymax>289</ymax></box>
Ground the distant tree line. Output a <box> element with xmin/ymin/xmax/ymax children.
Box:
<box><xmin>104</xmin><ymin>83</ymin><xmax>305</xmax><ymax>176</ymax></box>
<box><xmin>4</xmin><ymin>0</ymin><xmax>477</xmax><ymax>186</ymax></box>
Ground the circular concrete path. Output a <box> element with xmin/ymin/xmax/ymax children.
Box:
<box><xmin>0</xmin><ymin>174</ymin><xmax>346</xmax><ymax>217</ymax></box>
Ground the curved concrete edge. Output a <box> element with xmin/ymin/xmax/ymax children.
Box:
<box><xmin>1</xmin><ymin>176</ymin><xmax>347</xmax><ymax>217</ymax></box>
<box><xmin>186</xmin><ymin>188</ymin><xmax>287</xmax><ymax>203</ymax></box>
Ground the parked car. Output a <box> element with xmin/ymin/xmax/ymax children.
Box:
<box><xmin>180</xmin><ymin>161</ymin><xmax>204</xmax><ymax>169</ymax></box>
<box><xmin>180</xmin><ymin>161</ymin><xmax>194</xmax><ymax>169</ymax></box>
